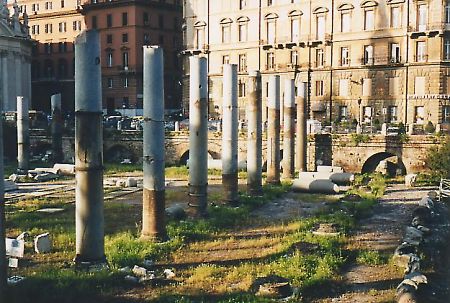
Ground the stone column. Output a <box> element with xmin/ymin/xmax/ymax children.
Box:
<box><xmin>1</xmin><ymin>51</ymin><xmax>9</xmax><ymax>111</ymax></box>
<box><xmin>296</xmin><ymin>82</ymin><xmax>307</xmax><ymax>172</ymax></box>
<box><xmin>266</xmin><ymin>75</ymin><xmax>281</xmax><ymax>185</ymax></box>
<box><xmin>74</xmin><ymin>30</ymin><xmax>105</xmax><ymax>264</ymax></box>
<box><xmin>0</xmin><ymin>91</ymin><xmax>6</xmax><ymax>302</ymax></box>
<box><xmin>188</xmin><ymin>56</ymin><xmax>208</xmax><ymax>217</ymax></box>
<box><xmin>15</xmin><ymin>53</ymin><xmax>22</xmax><ymax>101</ymax></box>
<box><xmin>282</xmin><ymin>78</ymin><xmax>295</xmax><ymax>179</ymax></box>
<box><xmin>247</xmin><ymin>71</ymin><xmax>263</xmax><ymax>195</ymax></box>
<box><xmin>17</xmin><ymin>96</ymin><xmax>29</xmax><ymax>174</ymax></box>
<box><xmin>141</xmin><ymin>46</ymin><xmax>168</xmax><ymax>241</ymax></box>
<box><xmin>51</xmin><ymin>94</ymin><xmax>63</xmax><ymax>163</ymax></box>
<box><xmin>222</xmin><ymin>64</ymin><xmax>239</xmax><ymax>204</ymax></box>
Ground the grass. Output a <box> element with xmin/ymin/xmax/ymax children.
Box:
<box><xmin>356</xmin><ymin>250</ymin><xmax>389</xmax><ymax>266</ymax></box>
<box><xmin>5</xmin><ymin>172</ymin><xmax>386</xmax><ymax>303</ymax></box>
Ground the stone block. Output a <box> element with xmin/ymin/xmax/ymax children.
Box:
<box><xmin>34</xmin><ymin>232</ymin><xmax>52</xmax><ymax>254</ymax></box>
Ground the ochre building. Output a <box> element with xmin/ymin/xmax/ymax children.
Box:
<box><xmin>183</xmin><ymin>0</ymin><xmax>450</xmax><ymax>129</ymax></box>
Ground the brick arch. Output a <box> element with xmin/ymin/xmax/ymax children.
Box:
<box><xmin>105</xmin><ymin>144</ymin><xmax>137</xmax><ymax>163</ymax></box>
<box><xmin>361</xmin><ymin>151</ymin><xmax>406</xmax><ymax>175</ymax></box>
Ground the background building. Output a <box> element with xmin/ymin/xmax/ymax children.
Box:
<box><xmin>82</xmin><ymin>0</ymin><xmax>183</xmax><ymax>114</ymax></box>
<box><xmin>16</xmin><ymin>0</ymin><xmax>182</xmax><ymax>113</ymax></box>
<box><xmin>183</xmin><ymin>0</ymin><xmax>450</xmax><ymax>129</ymax></box>
<box><xmin>0</xmin><ymin>1</ymin><xmax>32</xmax><ymax>112</ymax></box>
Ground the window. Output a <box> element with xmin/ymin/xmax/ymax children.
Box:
<box><xmin>107</xmin><ymin>78</ymin><xmax>113</xmax><ymax>88</ymax></box>
<box><xmin>107</xmin><ymin>52</ymin><xmax>113</xmax><ymax>67</ymax></box>
<box><xmin>415</xmin><ymin>76</ymin><xmax>426</xmax><ymax>95</ymax></box>
<box><xmin>267</xmin><ymin>20</ymin><xmax>276</xmax><ymax>44</ymax></box>
<box><xmin>45</xmin><ymin>1</ymin><xmax>52</xmax><ymax>10</ymax></box>
<box><xmin>222</xmin><ymin>55</ymin><xmax>230</xmax><ymax>65</ymax></box>
<box><xmin>222</xmin><ymin>23</ymin><xmax>231</xmax><ymax>43</ymax></box>
<box><xmin>388</xmin><ymin>106</ymin><xmax>398</xmax><ymax>123</ymax></box>
<box><xmin>364</xmin><ymin>10</ymin><xmax>375</xmax><ymax>30</ymax></box>
<box><xmin>445</xmin><ymin>39</ymin><xmax>450</xmax><ymax>60</ymax></box>
<box><xmin>341</xmin><ymin>47</ymin><xmax>349</xmax><ymax>66</ymax></box>
<box><xmin>61</xmin><ymin>0</ymin><xmax>64</xmax><ymax>8</ymax></box>
<box><xmin>123</xmin><ymin>77</ymin><xmax>129</xmax><ymax>88</ymax></box>
<box><xmin>122</xmin><ymin>12</ymin><xmax>128</xmax><ymax>26</ymax></box>
<box><xmin>363</xmin><ymin>106</ymin><xmax>372</xmax><ymax>123</ymax></box>
<box><xmin>32</xmin><ymin>3</ymin><xmax>39</xmax><ymax>11</ymax></box>
<box><xmin>446</xmin><ymin>1</ymin><xmax>450</xmax><ymax>24</ymax></box>
<box><xmin>415</xmin><ymin>106</ymin><xmax>425</xmax><ymax>124</ymax></box>
<box><xmin>72</xmin><ymin>20</ymin><xmax>81</xmax><ymax>31</ymax></box>
<box><xmin>122</xmin><ymin>33</ymin><xmax>128</xmax><ymax>43</ymax></box>
<box><xmin>316</xmin><ymin>15</ymin><xmax>325</xmax><ymax>40</ymax></box>
<box><xmin>416</xmin><ymin>41</ymin><xmax>426</xmax><ymax>62</ymax></box>
<box><xmin>45</xmin><ymin>23</ymin><xmax>52</xmax><ymax>33</ymax></box>
<box><xmin>238</xmin><ymin>54</ymin><xmax>247</xmax><ymax>72</ymax></box>
<box><xmin>107</xmin><ymin>34</ymin><xmax>113</xmax><ymax>44</ymax></box>
<box><xmin>32</xmin><ymin>25</ymin><xmax>40</xmax><ymax>35</ymax></box>
<box><xmin>267</xmin><ymin>0</ymin><xmax>272</xmax><ymax>6</ymax></box>
<box><xmin>143</xmin><ymin>12</ymin><xmax>149</xmax><ymax>25</ymax></box>
<box><xmin>58</xmin><ymin>42</ymin><xmax>67</xmax><ymax>53</ymax></box>
<box><xmin>239</xmin><ymin>0</ymin><xmax>246</xmax><ymax>10</ymax></box>
<box><xmin>92</xmin><ymin>16</ymin><xmax>97</xmax><ymax>29</ymax></box>
<box><xmin>195</xmin><ymin>26</ymin><xmax>205</xmax><ymax>48</ymax></box>
<box><xmin>266</xmin><ymin>52</ymin><xmax>275</xmax><ymax>69</ymax></box>
<box><xmin>107</xmin><ymin>14</ymin><xmax>112</xmax><ymax>28</ymax></box>
<box><xmin>290</xmin><ymin>17</ymin><xmax>300</xmax><ymax>41</ymax></box>
<box><xmin>391</xmin><ymin>43</ymin><xmax>400</xmax><ymax>63</ymax></box>
<box><xmin>315</xmin><ymin>81</ymin><xmax>324</xmax><ymax>96</ymax></box>
<box><xmin>362</xmin><ymin>78</ymin><xmax>372</xmax><ymax>96</ymax></box>
<box><xmin>238</xmin><ymin>80</ymin><xmax>246</xmax><ymax>97</ymax></box>
<box><xmin>122</xmin><ymin>52</ymin><xmax>129</xmax><ymax>68</ymax></box>
<box><xmin>159</xmin><ymin>15</ymin><xmax>164</xmax><ymax>28</ymax></box>
<box><xmin>390</xmin><ymin>6</ymin><xmax>401</xmax><ymax>28</ymax></box>
<box><xmin>339</xmin><ymin>106</ymin><xmax>348</xmax><ymax>121</ymax></box>
<box><xmin>58</xmin><ymin>22</ymin><xmax>66</xmax><ymax>32</ymax></box>
<box><xmin>122</xmin><ymin>97</ymin><xmax>129</xmax><ymax>109</ymax></box>
<box><xmin>341</xmin><ymin>11</ymin><xmax>350</xmax><ymax>32</ymax></box>
<box><xmin>443</xmin><ymin>105</ymin><xmax>450</xmax><ymax>123</ymax></box>
<box><xmin>389</xmin><ymin>77</ymin><xmax>400</xmax><ymax>95</ymax></box>
<box><xmin>417</xmin><ymin>4</ymin><xmax>427</xmax><ymax>31</ymax></box>
<box><xmin>238</xmin><ymin>22</ymin><xmax>247</xmax><ymax>42</ymax></box>
<box><xmin>339</xmin><ymin>79</ymin><xmax>349</xmax><ymax>97</ymax></box>
<box><xmin>316</xmin><ymin>48</ymin><xmax>324</xmax><ymax>67</ymax></box>
<box><xmin>44</xmin><ymin>43</ymin><xmax>52</xmax><ymax>54</ymax></box>
<box><xmin>363</xmin><ymin>45</ymin><xmax>374</xmax><ymax>65</ymax></box>
<box><xmin>144</xmin><ymin>33</ymin><xmax>150</xmax><ymax>45</ymax></box>
<box><xmin>290</xmin><ymin>50</ymin><xmax>298</xmax><ymax>66</ymax></box>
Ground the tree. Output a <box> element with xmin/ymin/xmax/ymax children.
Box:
<box><xmin>426</xmin><ymin>136</ymin><xmax>450</xmax><ymax>179</ymax></box>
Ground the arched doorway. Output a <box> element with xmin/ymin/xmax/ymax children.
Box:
<box><xmin>361</xmin><ymin>152</ymin><xmax>406</xmax><ymax>175</ymax></box>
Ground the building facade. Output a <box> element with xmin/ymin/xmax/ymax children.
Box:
<box><xmin>14</xmin><ymin>0</ymin><xmax>85</xmax><ymax>111</ymax></box>
<box><xmin>183</xmin><ymin>0</ymin><xmax>450</xmax><ymax>128</ymax></box>
<box><xmin>82</xmin><ymin>0</ymin><xmax>183</xmax><ymax>113</ymax></box>
<box><xmin>17</xmin><ymin>0</ymin><xmax>182</xmax><ymax>113</ymax></box>
<box><xmin>0</xmin><ymin>1</ymin><xmax>32</xmax><ymax>112</ymax></box>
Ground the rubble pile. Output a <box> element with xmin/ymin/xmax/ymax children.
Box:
<box><xmin>393</xmin><ymin>191</ymin><xmax>450</xmax><ymax>303</ymax></box>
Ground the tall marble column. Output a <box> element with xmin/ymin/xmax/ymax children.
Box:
<box><xmin>1</xmin><ymin>51</ymin><xmax>9</xmax><ymax>111</ymax></box>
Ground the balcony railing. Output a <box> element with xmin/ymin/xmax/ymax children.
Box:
<box><xmin>361</xmin><ymin>57</ymin><xmax>374</xmax><ymax>65</ymax></box>
<box><xmin>414</xmin><ymin>54</ymin><xmax>428</xmax><ymax>63</ymax></box>
<box><xmin>339</xmin><ymin>58</ymin><xmax>351</xmax><ymax>66</ymax></box>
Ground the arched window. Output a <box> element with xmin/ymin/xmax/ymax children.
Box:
<box><xmin>58</xmin><ymin>58</ymin><xmax>68</xmax><ymax>78</ymax></box>
<box><xmin>220</xmin><ymin>18</ymin><xmax>233</xmax><ymax>43</ymax></box>
<box><xmin>264</xmin><ymin>13</ymin><xmax>278</xmax><ymax>44</ymax></box>
<box><xmin>288</xmin><ymin>10</ymin><xmax>302</xmax><ymax>42</ymax></box>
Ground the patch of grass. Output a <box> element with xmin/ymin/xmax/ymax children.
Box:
<box><xmin>165</xmin><ymin>165</ymin><xmax>189</xmax><ymax>179</ymax></box>
<box><xmin>104</xmin><ymin>163</ymin><xmax>141</xmax><ymax>175</ymax></box>
<box><xmin>356</xmin><ymin>250</ymin><xmax>388</xmax><ymax>266</ymax></box>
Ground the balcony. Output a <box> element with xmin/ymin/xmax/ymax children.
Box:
<box><xmin>413</xmin><ymin>54</ymin><xmax>428</xmax><ymax>63</ymax></box>
<box><xmin>339</xmin><ymin>58</ymin><xmax>351</xmax><ymax>67</ymax></box>
<box><xmin>408</xmin><ymin>22</ymin><xmax>447</xmax><ymax>38</ymax></box>
<box><xmin>388</xmin><ymin>56</ymin><xmax>403</xmax><ymax>65</ymax></box>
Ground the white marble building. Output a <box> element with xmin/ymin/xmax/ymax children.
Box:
<box><xmin>0</xmin><ymin>0</ymin><xmax>31</xmax><ymax>112</ymax></box>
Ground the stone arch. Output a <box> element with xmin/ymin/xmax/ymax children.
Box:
<box><xmin>31</xmin><ymin>141</ymin><xmax>52</xmax><ymax>157</ymax></box>
<box><xmin>178</xmin><ymin>150</ymin><xmax>219</xmax><ymax>166</ymax></box>
<box><xmin>105</xmin><ymin>144</ymin><xmax>137</xmax><ymax>163</ymax></box>
<box><xmin>361</xmin><ymin>152</ymin><xmax>406</xmax><ymax>175</ymax></box>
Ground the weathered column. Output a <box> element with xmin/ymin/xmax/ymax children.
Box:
<box><xmin>17</xmin><ymin>96</ymin><xmax>29</xmax><ymax>174</ymax></box>
<box><xmin>188</xmin><ymin>56</ymin><xmax>208</xmax><ymax>217</ymax></box>
<box><xmin>51</xmin><ymin>94</ymin><xmax>63</xmax><ymax>163</ymax></box>
<box><xmin>0</xmin><ymin>95</ymin><xmax>6</xmax><ymax>302</ymax></box>
<box><xmin>74</xmin><ymin>30</ymin><xmax>105</xmax><ymax>264</ymax></box>
<box><xmin>296</xmin><ymin>82</ymin><xmax>307</xmax><ymax>172</ymax></box>
<box><xmin>141</xmin><ymin>46</ymin><xmax>168</xmax><ymax>241</ymax></box>
<box><xmin>266</xmin><ymin>75</ymin><xmax>281</xmax><ymax>185</ymax></box>
<box><xmin>247</xmin><ymin>71</ymin><xmax>263</xmax><ymax>195</ymax></box>
<box><xmin>1</xmin><ymin>52</ymin><xmax>8</xmax><ymax>111</ymax></box>
<box><xmin>282</xmin><ymin>78</ymin><xmax>295</xmax><ymax>179</ymax></box>
<box><xmin>222</xmin><ymin>64</ymin><xmax>239</xmax><ymax>204</ymax></box>
<box><xmin>15</xmin><ymin>54</ymin><xmax>22</xmax><ymax>101</ymax></box>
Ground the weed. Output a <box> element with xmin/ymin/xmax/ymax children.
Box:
<box><xmin>356</xmin><ymin>250</ymin><xmax>388</xmax><ymax>266</ymax></box>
